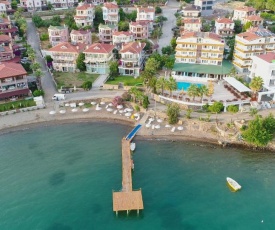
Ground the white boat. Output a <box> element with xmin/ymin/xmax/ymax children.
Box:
<box><xmin>226</xmin><ymin>177</ymin><xmax>241</xmax><ymax>191</ymax></box>
<box><xmin>130</xmin><ymin>142</ymin><xmax>136</xmax><ymax>151</ymax></box>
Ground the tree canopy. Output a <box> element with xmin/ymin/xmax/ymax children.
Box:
<box><xmin>167</xmin><ymin>103</ymin><xmax>180</xmax><ymax>124</ymax></box>
<box><xmin>76</xmin><ymin>53</ymin><xmax>86</xmax><ymax>71</ymax></box>
<box><xmin>242</xmin><ymin>114</ymin><xmax>275</xmax><ymax>146</ymax></box>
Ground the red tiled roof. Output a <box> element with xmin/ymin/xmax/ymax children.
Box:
<box><xmin>113</xmin><ymin>31</ymin><xmax>133</xmax><ymax>36</ymax></box>
<box><xmin>70</xmin><ymin>30</ymin><xmax>91</xmax><ymax>35</ymax></box>
<box><xmin>84</xmin><ymin>43</ymin><xmax>115</xmax><ymax>53</ymax></box>
<box><xmin>257</xmin><ymin>53</ymin><xmax>275</xmax><ymax>63</ymax></box>
<box><xmin>181</xmin><ymin>32</ymin><xmax>221</xmax><ymax>41</ymax></box>
<box><xmin>246</xmin><ymin>15</ymin><xmax>263</xmax><ymax>21</ymax></box>
<box><xmin>120</xmin><ymin>42</ymin><xmax>146</xmax><ymax>54</ymax></box>
<box><xmin>76</xmin><ymin>3</ymin><xmax>94</xmax><ymax>10</ymax></box>
<box><xmin>130</xmin><ymin>21</ymin><xmax>149</xmax><ymax>26</ymax></box>
<box><xmin>237</xmin><ymin>31</ymin><xmax>259</xmax><ymax>41</ymax></box>
<box><xmin>216</xmin><ymin>18</ymin><xmax>233</xmax><ymax>24</ymax></box>
<box><xmin>235</xmin><ymin>6</ymin><xmax>255</xmax><ymax>12</ymax></box>
<box><xmin>0</xmin><ymin>17</ymin><xmax>10</xmax><ymax>24</ymax></box>
<box><xmin>0</xmin><ymin>34</ymin><xmax>11</xmax><ymax>42</ymax></box>
<box><xmin>137</xmin><ymin>7</ymin><xmax>155</xmax><ymax>13</ymax></box>
<box><xmin>183</xmin><ymin>18</ymin><xmax>201</xmax><ymax>24</ymax></box>
<box><xmin>0</xmin><ymin>27</ymin><xmax>18</xmax><ymax>33</ymax></box>
<box><xmin>49</xmin><ymin>42</ymin><xmax>86</xmax><ymax>53</ymax></box>
<box><xmin>0</xmin><ymin>62</ymin><xmax>27</xmax><ymax>78</ymax></box>
<box><xmin>237</xmin><ymin>27</ymin><xmax>274</xmax><ymax>41</ymax></box>
<box><xmin>103</xmin><ymin>2</ymin><xmax>118</xmax><ymax>9</ymax></box>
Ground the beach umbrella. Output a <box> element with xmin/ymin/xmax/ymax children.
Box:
<box><xmin>108</xmin><ymin>103</ymin><xmax>113</xmax><ymax>107</ymax></box>
<box><xmin>83</xmin><ymin>108</ymin><xmax>89</xmax><ymax>112</ymax></box>
<box><xmin>65</xmin><ymin>103</ymin><xmax>70</xmax><ymax>107</ymax></box>
<box><xmin>72</xmin><ymin>108</ymin><xmax>78</xmax><ymax>112</ymax></box>
<box><xmin>79</xmin><ymin>102</ymin><xmax>84</xmax><ymax>106</ymax></box>
<box><xmin>177</xmin><ymin>126</ymin><xmax>183</xmax><ymax>131</ymax></box>
<box><xmin>134</xmin><ymin>113</ymin><xmax>140</xmax><ymax>117</ymax></box>
<box><xmin>127</xmin><ymin>108</ymin><xmax>133</xmax><ymax>112</ymax></box>
<box><xmin>146</xmin><ymin>123</ymin><xmax>151</xmax><ymax>128</ymax></box>
<box><xmin>157</xmin><ymin>119</ymin><xmax>163</xmax><ymax>123</ymax></box>
<box><xmin>125</xmin><ymin>112</ymin><xmax>132</xmax><ymax>117</ymax></box>
<box><xmin>165</xmin><ymin>124</ymin><xmax>171</xmax><ymax>128</ymax></box>
<box><xmin>100</xmin><ymin>101</ymin><xmax>105</xmax><ymax>105</ymax></box>
<box><xmin>107</xmin><ymin>108</ymin><xmax>113</xmax><ymax>112</ymax></box>
<box><xmin>155</xmin><ymin>124</ymin><xmax>160</xmax><ymax>129</ymax></box>
<box><xmin>91</xmin><ymin>101</ymin><xmax>97</xmax><ymax>105</ymax></box>
<box><xmin>149</xmin><ymin>118</ymin><xmax>154</xmax><ymax>122</ymax></box>
<box><xmin>119</xmin><ymin>110</ymin><xmax>124</xmax><ymax>113</ymax></box>
<box><xmin>49</xmin><ymin>111</ymin><xmax>56</xmax><ymax>115</ymax></box>
<box><xmin>117</xmin><ymin>105</ymin><xmax>123</xmax><ymax>109</ymax></box>
<box><xmin>96</xmin><ymin>106</ymin><xmax>102</xmax><ymax>111</ymax></box>
<box><xmin>59</xmin><ymin>110</ymin><xmax>66</xmax><ymax>114</ymax></box>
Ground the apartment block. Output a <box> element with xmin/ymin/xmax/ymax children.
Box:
<box><xmin>98</xmin><ymin>23</ymin><xmax>117</xmax><ymax>44</ymax></box>
<box><xmin>48</xmin><ymin>25</ymin><xmax>69</xmax><ymax>47</ymax></box>
<box><xmin>233</xmin><ymin>27</ymin><xmax>275</xmax><ymax>73</ymax></box>
<box><xmin>182</xmin><ymin>18</ymin><xmax>201</xmax><ymax>32</ymax></box>
<box><xmin>129</xmin><ymin>21</ymin><xmax>149</xmax><ymax>40</ymax></box>
<box><xmin>232</xmin><ymin>6</ymin><xmax>256</xmax><ymax>24</ymax></box>
<box><xmin>243</xmin><ymin>15</ymin><xmax>263</xmax><ymax>27</ymax></box>
<box><xmin>112</xmin><ymin>31</ymin><xmax>134</xmax><ymax>49</ymax></box>
<box><xmin>182</xmin><ymin>5</ymin><xmax>201</xmax><ymax>18</ymax></box>
<box><xmin>194</xmin><ymin>0</ymin><xmax>214</xmax><ymax>15</ymax></box>
<box><xmin>215</xmin><ymin>18</ymin><xmax>234</xmax><ymax>37</ymax></box>
<box><xmin>70</xmin><ymin>30</ymin><xmax>92</xmax><ymax>45</ymax></box>
<box><xmin>102</xmin><ymin>1</ymin><xmax>119</xmax><ymax>25</ymax></box>
<box><xmin>84</xmin><ymin>43</ymin><xmax>115</xmax><ymax>74</ymax></box>
<box><xmin>74</xmin><ymin>3</ymin><xmax>95</xmax><ymax>27</ymax></box>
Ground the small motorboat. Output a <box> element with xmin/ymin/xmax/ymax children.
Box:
<box><xmin>226</xmin><ymin>177</ymin><xmax>241</xmax><ymax>191</ymax></box>
<box><xmin>130</xmin><ymin>142</ymin><xmax>136</xmax><ymax>151</ymax></box>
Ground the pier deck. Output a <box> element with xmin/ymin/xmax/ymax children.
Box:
<box><xmin>112</xmin><ymin>139</ymin><xmax>143</xmax><ymax>214</ymax></box>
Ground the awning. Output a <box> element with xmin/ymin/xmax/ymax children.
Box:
<box><xmin>224</xmin><ymin>77</ymin><xmax>251</xmax><ymax>92</ymax></box>
<box><xmin>0</xmin><ymin>88</ymin><xmax>30</xmax><ymax>99</ymax></box>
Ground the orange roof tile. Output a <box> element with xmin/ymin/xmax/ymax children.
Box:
<box><xmin>237</xmin><ymin>31</ymin><xmax>259</xmax><ymax>41</ymax></box>
<box><xmin>120</xmin><ymin>42</ymin><xmax>146</xmax><ymax>54</ymax></box>
<box><xmin>130</xmin><ymin>21</ymin><xmax>149</xmax><ymax>26</ymax></box>
<box><xmin>0</xmin><ymin>34</ymin><xmax>11</xmax><ymax>42</ymax></box>
<box><xmin>257</xmin><ymin>53</ymin><xmax>275</xmax><ymax>63</ymax></box>
<box><xmin>137</xmin><ymin>7</ymin><xmax>155</xmax><ymax>13</ymax></box>
<box><xmin>76</xmin><ymin>3</ymin><xmax>94</xmax><ymax>10</ymax></box>
<box><xmin>49</xmin><ymin>42</ymin><xmax>86</xmax><ymax>53</ymax></box>
<box><xmin>216</xmin><ymin>18</ymin><xmax>234</xmax><ymax>24</ymax></box>
<box><xmin>103</xmin><ymin>2</ymin><xmax>118</xmax><ymax>9</ymax></box>
<box><xmin>183</xmin><ymin>18</ymin><xmax>201</xmax><ymax>24</ymax></box>
<box><xmin>70</xmin><ymin>30</ymin><xmax>91</xmax><ymax>35</ymax></box>
<box><xmin>84</xmin><ymin>43</ymin><xmax>115</xmax><ymax>53</ymax></box>
<box><xmin>180</xmin><ymin>32</ymin><xmax>221</xmax><ymax>41</ymax></box>
<box><xmin>235</xmin><ymin>6</ymin><xmax>255</xmax><ymax>12</ymax></box>
<box><xmin>113</xmin><ymin>31</ymin><xmax>133</xmax><ymax>36</ymax></box>
<box><xmin>246</xmin><ymin>15</ymin><xmax>263</xmax><ymax>21</ymax></box>
<box><xmin>0</xmin><ymin>62</ymin><xmax>26</xmax><ymax>78</ymax></box>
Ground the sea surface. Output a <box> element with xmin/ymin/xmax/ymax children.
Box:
<box><xmin>1</xmin><ymin>122</ymin><xmax>275</xmax><ymax>230</ymax></box>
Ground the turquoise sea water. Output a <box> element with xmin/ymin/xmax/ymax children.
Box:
<box><xmin>177</xmin><ymin>82</ymin><xmax>203</xmax><ymax>90</ymax></box>
<box><xmin>1</xmin><ymin>122</ymin><xmax>275</xmax><ymax>229</ymax></box>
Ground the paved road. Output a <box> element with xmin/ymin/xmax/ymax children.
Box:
<box><xmin>27</xmin><ymin>21</ymin><xmax>57</xmax><ymax>103</ymax></box>
<box><xmin>157</xmin><ymin>0</ymin><xmax>179</xmax><ymax>52</ymax></box>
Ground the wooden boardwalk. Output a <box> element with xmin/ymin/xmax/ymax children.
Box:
<box><xmin>112</xmin><ymin>138</ymin><xmax>144</xmax><ymax>214</ymax></box>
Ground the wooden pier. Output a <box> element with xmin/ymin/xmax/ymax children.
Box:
<box><xmin>112</xmin><ymin>138</ymin><xmax>143</xmax><ymax>215</ymax></box>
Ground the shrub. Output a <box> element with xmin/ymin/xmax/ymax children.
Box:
<box><xmin>227</xmin><ymin>105</ymin><xmax>239</xmax><ymax>113</ymax></box>
<box><xmin>167</xmin><ymin>103</ymin><xmax>180</xmax><ymax>124</ymax></box>
<box><xmin>121</xmin><ymin>92</ymin><xmax>131</xmax><ymax>101</ymax></box>
<box><xmin>208</xmin><ymin>102</ymin><xmax>224</xmax><ymax>113</ymax></box>
<box><xmin>134</xmin><ymin>105</ymin><xmax>140</xmax><ymax>112</ymax></box>
<box><xmin>186</xmin><ymin>108</ymin><xmax>193</xmax><ymax>119</ymax></box>
<box><xmin>33</xmin><ymin>90</ymin><xmax>44</xmax><ymax>97</ymax></box>
<box><xmin>155</xmin><ymin>6</ymin><xmax>162</xmax><ymax>14</ymax></box>
<box><xmin>40</xmin><ymin>33</ymin><xmax>49</xmax><ymax>41</ymax></box>
<box><xmin>142</xmin><ymin>96</ymin><xmax>150</xmax><ymax>109</ymax></box>
<box><xmin>82</xmin><ymin>81</ymin><xmax>92</xmax><ymax>90</ymax></box>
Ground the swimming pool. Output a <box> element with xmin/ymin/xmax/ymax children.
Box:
<box><xmin>177</xmin><ymin>81</ymin><xmax>203</xmax><ymax>90</ymax></box>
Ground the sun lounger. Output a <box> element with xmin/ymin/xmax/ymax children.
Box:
<box><xmin>266</xmin><ymin>102</ymin><xmax>272</xmax><ymax>109</ymax></box>
<box><xmin>113</xmin><ymin>110</ymin><xmax>118</xmax><ymax>114</ymax></box>
<box><xmin>171</xmin><ymin>127</ymin><xmax>175</xmax><ymax>132</ymax></box>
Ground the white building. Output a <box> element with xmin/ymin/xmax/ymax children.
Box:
<box><xmin>102</xmin><ymin>1</ymin><xmax>119</xmax><ymax>25</ymax></box>
<box><xmin>215</xmin><ymin>18</ymin><xmax>234</xmax><ymax>37</ymax></box>
<box><xmin>233</xmin><ymin>27</ymin><xmax>275</xmax><ymax>73</ymax></box>
<box><xmin>249</xmin><ymin>53</ymin><xmax>275</xmax><ymax>93</ymax></box>
<box><xmin>232</xmin><ymin>6</ymin><xmax>256</xmax><ymax>24</ymax></box>
<box><xmin>20</xmin><ymin>0</ymin><xmax>77</xmax><ymax>11</ymax></box>
<box><xmin>182</xmin><ymin>4</ymin><xmax>201</xmax><ymax>18</ymax></box>
<box><xmin>118</xmin><ymin>41</ymin><xmax>146</xmax><ymax>76</ymax></box>
<box><xmin>183</xmin><ymin>18</ymin><xmax>201</xmax><ymax>32</ymax></box>
<box><xmin>0</xmin><ymin>1</ymin><xmax>11</xmax><ymax>14</ymax></box>
<box><xmin>194</xmin><ymin>0</ymin><xmax>214</xmax><ymax>16</ymax></box>
<box><xmin>112</xmin><ymin>31</ymin><xmax>134</xmax><ymax>49</ymax></box>
<box><xmin>74</xmin><ymin>3</ymin><xmax>95</xmax><ymax>28</ymax></box>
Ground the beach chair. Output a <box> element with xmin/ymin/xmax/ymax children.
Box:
<box><xmin>113</xmin><ymin>110</ymin><xmax>118</xmax><ymax>115</ymax></box>
<box><xmin>171</xmin><ymin>127</ymin><xmax>176</xmax><ymax>132</ymax></box>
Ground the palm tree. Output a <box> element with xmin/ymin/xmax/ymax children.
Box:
<box><xmin>34</xmin><ymin>69</ymin><xmax>42</xmax><ymax>90</ymax></box>
<box><xmin>249</xmin><ymin>76</ymin><xmax>263</xmax><ymax>99</ymax></box>
<box><xmin>156</xmin><ymin>77</ymin><xmax>168</xmax><ymax>95</ymax></box>
<box><xmin>187</xmin><ymin>84</ymin><xmax>199</xmax><ymax>101</ymax></box>
<box><xmin>197</xmin><ymin>85</ymin><xmax>209</xmax><ymax>102</ymax></box>
<box><xmin>31</xmin><ymin>62</ymin><xmax>41</xmax><ymax>72</ymax></box>
<box><xmin>166</xmin><ymin>76</ymin><xmax>177</xmax><ymax>96</ymax></box>
<box><xmin>26</xmin><ymin>47</ymin><xmax>36</xmax><ymax>62</ymax></box>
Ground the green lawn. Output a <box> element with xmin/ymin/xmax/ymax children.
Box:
<box><xmin>106</xmin><ymin>75</ymin><xmax>143</xmax><ymax>86</ymax></box>
<box><xmin>0</xmin><ymin>99</ymin><xmax>36</xmax><ymax>112</ymax></box>
<box><xmin>53</xmin><ymin>72</ymin><xmax>99</xmax><ymax>88</ymax></box>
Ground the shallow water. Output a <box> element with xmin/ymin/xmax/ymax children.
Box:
<box><xmin>0</xmin><ymin>122</ymin><xmax>275</xmax><ymax>229</ymax></box>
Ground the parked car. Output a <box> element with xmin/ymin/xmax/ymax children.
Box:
<box><xmin>171</xmin><ymin>26</ymin><xmax>180</xmax><ymax>31</ymax></box>
<box><xmin>21</xmin><ymin>57</ymin><xmax>31</xmax><ymax>64</ymax></box>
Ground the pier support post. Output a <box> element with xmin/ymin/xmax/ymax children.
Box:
<box><xmin>116</xmin><ymin>211</ymin><xmax>118</xmax><ymax>216</ymax></box>
<box><xmin>137</xmin><ymin>209</ymin><xmax>139</xmax><ymax>215</ymax></box>
<box><xmin>127</xmin><ymin>210</ymin><xmax>129</xmax><ymax>215</ymax></box>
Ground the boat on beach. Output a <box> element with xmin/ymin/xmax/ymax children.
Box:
<box><xmin>130</xmin><ymin>142</ymin><xmax>136</xmax><ymax>151</ymax></box>
<box><xmin>226</xmin><ymin>177</ymin><xmax>241</xmax><ymax>191</ymax></box>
